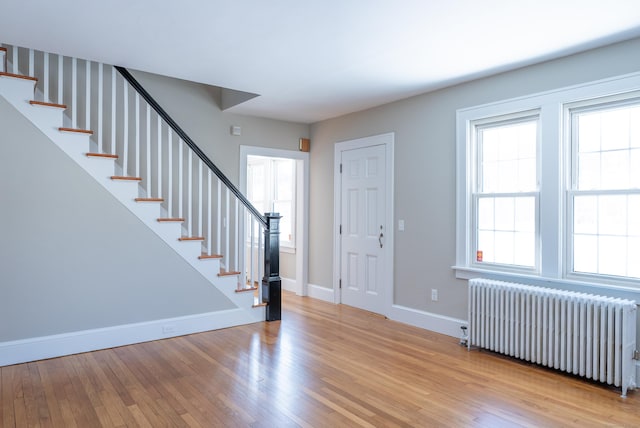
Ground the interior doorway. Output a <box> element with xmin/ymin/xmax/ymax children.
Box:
<box><xmin>240</xmin><ymin>146</ymin><xmax>309</xmax><ymax>296</ymax></box>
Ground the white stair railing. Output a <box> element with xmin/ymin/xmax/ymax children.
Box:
<box><xmin>1</xmin><ymin>43</ymin><xmax>268</xmax><ymax>298</ymax></box>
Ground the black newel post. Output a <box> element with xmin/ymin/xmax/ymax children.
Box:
<box><xmin>262</xmin><ymin>213</ymin><xmax>282</xmax><ymax>321</ymax></box>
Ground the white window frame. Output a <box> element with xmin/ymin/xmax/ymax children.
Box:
<box><xmin>565</xmin><ymin>93</ymin><xmax>640</xmax><ymax>284</ymax></box>
<box><xmin>470</xmin><ymin>111</ymin><xmax>541</xmax><ymax>274</ymax></box>
<box><xmin>455</xmin><ymin>71</ymin><xmax>640</xmax><ymax>297</ymax></box>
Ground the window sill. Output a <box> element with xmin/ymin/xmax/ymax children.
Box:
<box><xmin>452</xmin><ymin>265</ymin><xmax>640</xmax><ymax>303</ymax></box>
<box><xmin>280</xmin><ymin>246</ymin><xmax>296</xmax><ymax>254</ymax></box>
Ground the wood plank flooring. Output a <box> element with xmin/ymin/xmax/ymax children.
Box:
<box><xmin>2</xmin><ymin>292</ymin><xmax>640</xmax><ymax>427</ymax></box>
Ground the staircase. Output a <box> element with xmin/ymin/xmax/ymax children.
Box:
<box><xmin>0</xmin><ymin>44</ymin><xmax>280</xmax><ymax>355</ymax></box>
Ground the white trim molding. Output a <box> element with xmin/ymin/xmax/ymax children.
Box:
<box><xmin>239</xmin><ymin>145</ymin><xmax>309</xmax><ymax>296</ymax></box>
<box><xmin>307</xmin><ymin>283</ymin><xmax>336</xmax><ymax>303</ymax></box>
<box><xmin>0</xmin><ymin>308</ymin><xmax>262</xmax><ymax>367</ymax></box>
<box><xmin>387</xmin><ymin>304</ymin><xmax>467</xmax><ymax>339</ymax></box>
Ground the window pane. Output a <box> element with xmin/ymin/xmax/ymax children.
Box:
<box><xmin>274</xmin><ymin>159</ymin><xmax>294</xmax><ymax>200</ymax></box>
<box><xmin>514</xmin><ymin>232</ymin><xmax>535</xmax><ymax>267</ymax></box>
<box><xmin>482</xmin><ymin>133</ymin><xmax>499</xmax><ymax>161</ymax></box>
<box><xmin>629</xmin><ymin>195</ymin><xmax>640</xmax><ymax>236</ymax></box>
<box><xmin>631</xmin><ymin>149</ymin><xmax>640</xmax><ymax>188</ymax></box>
<box><xmin>478</xmin><ymin>198</ymin><xmax>494</xmax><ymax>230</ymax></box>
<box><xmin>575</xmin><ymin>104</ymin><xmax>638</xmax><ymax>191</ymax></box>
<box><xmin>481</xmin><ymin>161</ymin><xmax>499</xmax><ymax>193</ymax></box>
<box><xmin>577</xmin><ymin>113</ymin><xmax>600</xmax><ymax>153</ymax></box>
<box><xmin>517</xmin><ymin>158</ymin><xmax>536</xmax><ymax>192</ymax></box>
<box><xmin>494</xmin><ymin>197</ymin><xmax>514</xmax><ymax>231</ymax></box>
<box><xmin>599</xmin><ymin>236</ymin><xmax>627</xmax><ymax>277</ymax></box>
<box><xmin>499</xmin><ymin>127</ymin><xmax>519</xmax><ymax>160</ymax></box>
<box><xmin>600</xmin><ymin>150</ymin><xmax>629</xmax><ymax>189</ymax></box>
<box><xmin>577</xmin><ymin>153</ymin><xmax>600</xmax><ymax>190</ymax></box>
<box><xmin>598</xmin><ymin>195</ymin><xmax>626</xmax><ymax>236</ymax></box>
<box><xmin>514</xmin><ymin>197</ymin><xmax>535</xmax><ymax>233</ymax></box>
<box><xmin>494</xmin><ymin>231</ymin><xmax>514</xmax><ymax>265</ymax></box>
<box><xmin>628</xmin><ymin>237</ymin><xmax>640</xmax><ymax>278</ymax></box>
<box><xmin>479</xmin><ymin>119</ymin><xmax>538</xmax><ymax>193</ymax></box>
<box><xmin>274</xmin><ymin>201</ymin><xmax>292</xmax><ymax>242</ymax></box>
<box><xmin>476</xmin><ymin>196</ymin><xmax>535</xmax><ymax>268</ymax></box>
<box><xmin>478</xmin><ymin>231</ymin><xmax>495</xmax><ymax>263</ymax></box>
<box><xmin>631</xmin><ymin>107</ymin><xmax>640</xmax><ymax>148</ymax></box>
<box><xmin>600</xmin><ymin>108</ymin><xmax>630</xmax><ymax>151</ymax></box>
<box><xmin>573</xmin><ymin>234</ymin><xmax>598</xmax><ymax>274</ymax></box>
<box><xmin>573</xmin><ymin>195</ymin><xmax>597</xmax><ymax>235</ymax></box>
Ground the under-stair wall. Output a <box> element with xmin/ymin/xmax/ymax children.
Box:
<box><xmin>0</xmin><ymin>95</ymin><xmax>244</xmax><ymax>365</ymax></box>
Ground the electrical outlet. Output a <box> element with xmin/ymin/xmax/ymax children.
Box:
<box><xmin>431</xmin><ymin>289</ymin><xmax>438</xmax><ymax>302</ymax></box>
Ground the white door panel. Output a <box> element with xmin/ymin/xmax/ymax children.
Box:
<box><xmin>340</xmin><ymin>143</ymin><xmax>386</xmax><ymax>314</ymax></box>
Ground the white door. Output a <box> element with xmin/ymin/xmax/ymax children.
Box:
<box><xmin>339</xmin><ymin>143</ymin><xmax>387</xmax><ymax>314</ymax></box>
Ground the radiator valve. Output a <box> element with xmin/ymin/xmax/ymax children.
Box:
<box><xmin>460</xmin><ymin>325</ymin><xmax>468</xmax><ymax>347</ymax></box>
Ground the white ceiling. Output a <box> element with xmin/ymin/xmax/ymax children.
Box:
<box><xmin>3</xmin><ymin>1</ymin><xmax>640</xmax><ymax>124</ymax></box>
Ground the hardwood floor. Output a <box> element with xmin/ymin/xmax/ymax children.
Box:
<box><xmin>2</xmin><ymin>292</ymin><xmax>640</xmax><ymax>427</ymax></box>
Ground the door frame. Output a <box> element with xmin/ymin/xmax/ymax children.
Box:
<box><xmin>240</xmin><ymin>145</ymin><xmax>309</xmax><ymax>296</ymax></box>
<box><xmin>333</xmin><ymin>132</ymin><xmax>394</xmax><ymax>314</ymax></box>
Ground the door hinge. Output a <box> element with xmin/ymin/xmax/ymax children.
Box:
<box><xmin>340</xmin><ymin>163</ymin><xmax>342</xmax><ymax>173</ymax></box>
<box><xmin>634</xmin><ymin>349</ymin><xmax>640</xmax><ymax>360</ymax></box>
<box><xmin>339</xmin><ymin>224</ymin><xmax>342</xmax><ymax>235</ymax></box>
<box><xmin>339</xmin><ymin>279</ymin><xmax>342</xmax><ymax>289</ymax></box>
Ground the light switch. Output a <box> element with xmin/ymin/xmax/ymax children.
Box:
<box><xmin>398</xmin><ymin>219</ymin><xmax>405</xmax><ymax>231</ymax></box>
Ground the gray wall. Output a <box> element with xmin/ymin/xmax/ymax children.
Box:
<box><xmin>0</xmin><ymin>96</ymin><xmax>237</xmax><ymax>342</ymax></box>
<box><xmin>309</xmin><ymin>37</ymin><xmax>640</xmax><ymax>321</ymax></box>
<box><xmin>131</xmin><ymin>70</ymin><xmax>308</xmax><ymax>279</ymax></box>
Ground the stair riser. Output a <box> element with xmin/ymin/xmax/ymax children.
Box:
<box><xmin>0</xmin><ymin>76</ymin><xmax>36</xmax><ymax>109</ymax></box>
<box><xmin>0</xmin><ymin>50</ymin><xmax>5</xmax><ymax>73</ymax></box>
<box><xmin>27</xmin><ymin>104</ymin><xmax>65</xmax><ymax>130</ymax></box>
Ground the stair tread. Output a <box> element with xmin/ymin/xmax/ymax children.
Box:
<box><xmin>178</xmin><ymin>236</ymin><xmax>205</xmax><ymax>241</ymax></box>
<box><xmin>157</xmin><ymin>218</ymin><xmax>185</xmax><ymax>222</ymax></box>
<box><xmin>0</xmin><ymin>47</ymin><xmax>6</xmax><ymax>52</ymax></box>
<box><xmin>59</xmin><ymin>127</ymin><xmax>93</xmax><ymax>135</ymax></box>
<box><xmin>198</xmin><ymin>254</ymin><xmax>223</xmax><ymax>260</ymax></box>
<box><xmin>135</xmin><ymin>197</ymin><xmax>164</xmax><ymax>202</ymax></box>
<box><xmin>218</xmin><ymin>270</ymin><xmax>241</xmax><ymax>277</ymax></box>
<box><xmin>0</xmin><ymin>71</ymin><xmax>37</xmax><ymax>82</ymax></box>
<box><xmin>235</xmin><ymin>286</ymin><xmax>258</xmax><ymax>293</ymax></box>
<box><xmin>111</xmin><ymin>176</ymin><xmax>142</xmax><ymax>181</ymax></box>
<box><xmin>30</xmin><ymin>100</ymin><xmax>67</xmax><ymax>109</ymax></box>
<box><xmin>87</xmin><ymin>153</ymin><xmax>118</xmax><ymax>159</ymax></box>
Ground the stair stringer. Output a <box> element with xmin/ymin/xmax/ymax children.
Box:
<box><xmin>0</xmin><ymin>74</ymin><xmax>263</xmax><ymax>319</ymax></box>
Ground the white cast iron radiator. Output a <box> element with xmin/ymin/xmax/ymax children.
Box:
<box><xmin>468</xmin><ymin>278</ymin><xmax>637</xmax><ymax>397</ymax></box>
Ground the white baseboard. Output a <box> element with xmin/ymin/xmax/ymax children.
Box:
<box><xmin>307</xmin><ymin>283</ymin><xmax>335</xmax><ymax>303</ymax></box>
<box><xmin>281</xmin><ymin>277</ymin><xmax>297</xmax><ymax>293</ymax></box>
<box><xmin>0</xmin><ymin>308</ymin><xmax>263</xmax><ymax>367</ymax></box>
<box><xmin>387</xmin><ymin>304</ymin><xmax>467</xmax><ymax>339</ymax></box>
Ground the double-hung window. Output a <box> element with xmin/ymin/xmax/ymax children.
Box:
<box><xmin>456</xmin><ymin>72</ymin><xmax>640</xmax><ymax>290</ymax></box>
<box><xmin>567</xmin><ymin>97</ymin><xmax>640</xmax><ymax>280</ymax></box>
<box><xmin>472</xmin><ymin>114</ymin><xmax>539</xmax><ymax>271</ymax></box>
